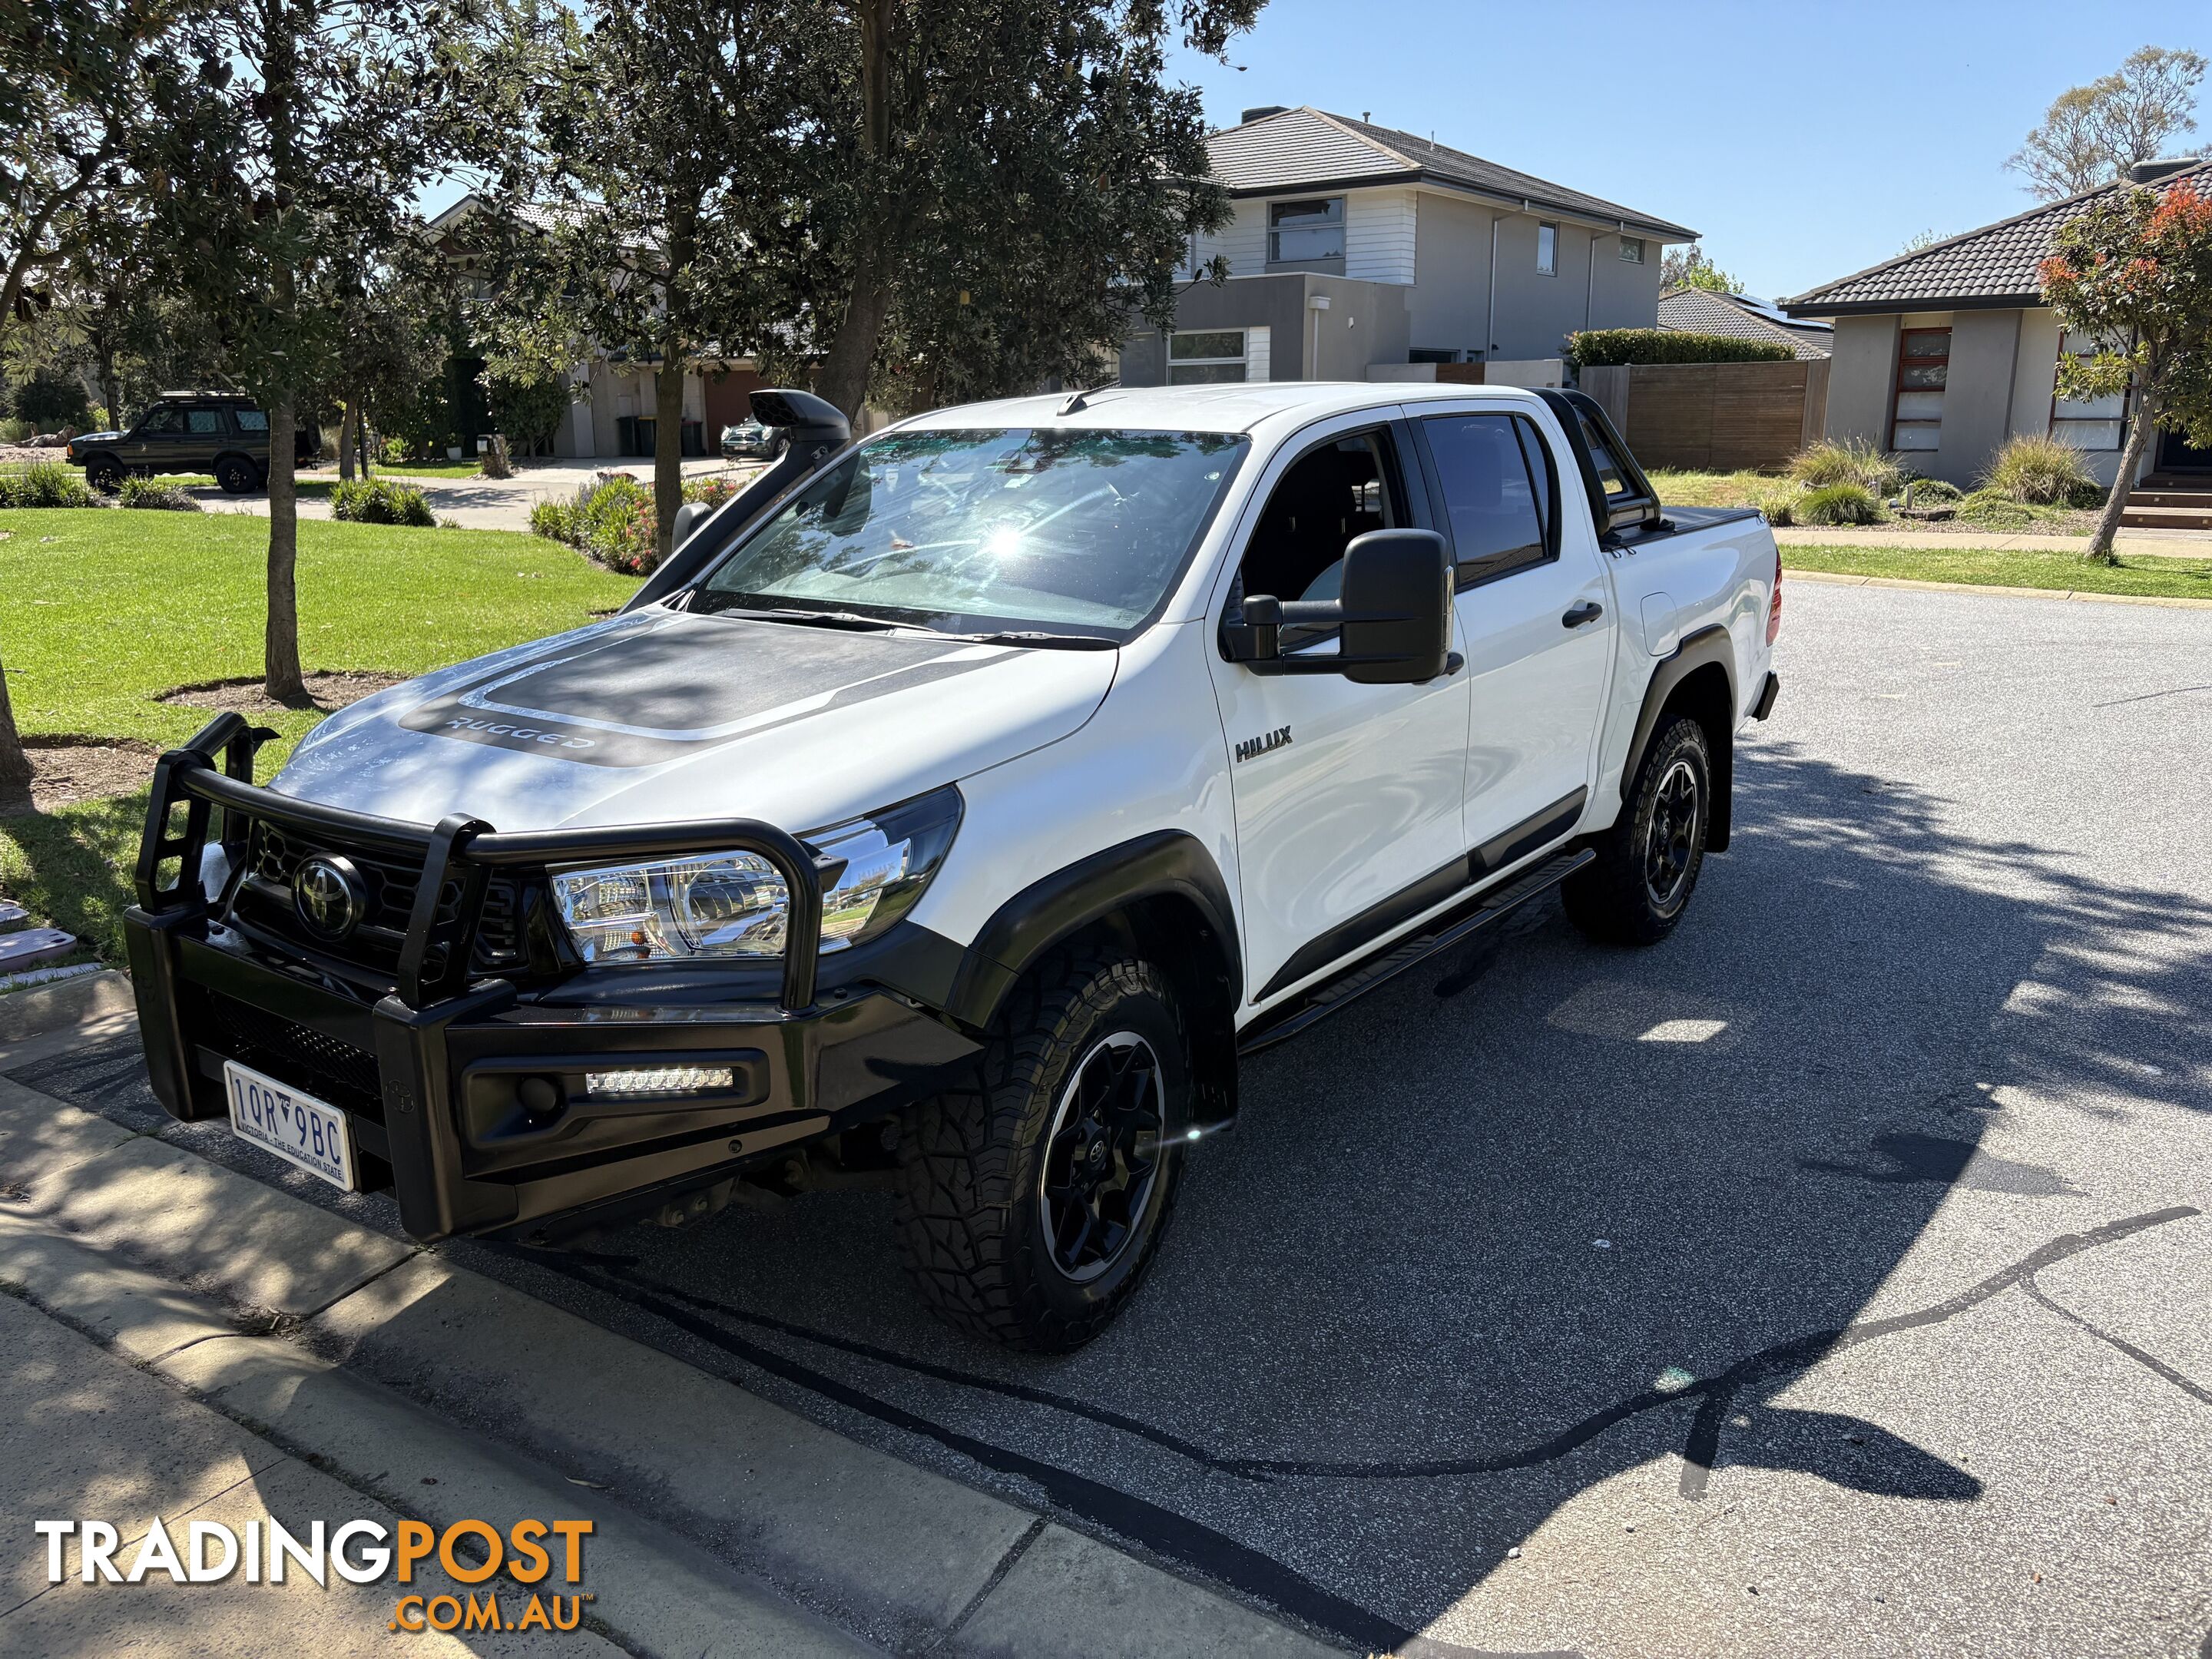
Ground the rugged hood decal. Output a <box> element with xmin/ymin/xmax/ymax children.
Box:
<box><xmin>396</xmin><ymin>614</ymin><xmax>1004</xmax><ymax>769</ymax></box>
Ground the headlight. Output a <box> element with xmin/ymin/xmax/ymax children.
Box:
<box><xmin>549</xmin><ymin>786</ymin><xmax>962</xmax><ymax>965</ymax></box>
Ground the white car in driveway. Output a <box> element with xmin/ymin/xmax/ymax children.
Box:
<box><xmin>127</xmin><ymin>382</ymin><xmax>1782</xmax><ymax>1352</ymax></box>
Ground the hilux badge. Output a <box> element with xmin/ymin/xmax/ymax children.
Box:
<box><xmin>1234</xmin><ymin>725</ymin><xmax>1292</xmax><ymax>763</ymax></box>
<box><xmin>293</xmin><ymin>855</ymin><xmax>366</xmax><ymax>940</ymax></box>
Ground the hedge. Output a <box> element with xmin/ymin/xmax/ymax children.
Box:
<box><xmin>1567</xmin><ymin>329</ymin><xmax>1796</xmax><ymax>367</ymax></box>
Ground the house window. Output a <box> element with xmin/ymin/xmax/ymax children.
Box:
<box><xmin>2049</xmin><ymin>327</ymin><xmax>2128</xmax><ymax>451</ymax></box>
<box><xmin>1169</xmin><ymin>329</ymin><xmax>1250</xmax><ymax>384</ymax></box>
<box><xmin>1620</xmin><ymin>237</ymin><xmax>1646</xmax><ymax>264</ymax></box>
<box><xmin>1536</xmin><ymin>222</ymin><xmax>1558</xmax><ymax>275</ymax></box>
<box><xmin>1268</xmin><ymin>198</ymin><xmax>1344</xmax><ymax>263</ymax></box>
<box><xmin>1889</xmin><ymin>327</ymin><xmax>1949</xmax><ymax>452</ymax></box>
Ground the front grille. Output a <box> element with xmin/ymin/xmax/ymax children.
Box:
<box><xmin>198</xmin><ymin>988</ymin><xmax>384</xmax><ymax>1121</ymax></box>
<box><xmin>230</xmin><ymin>820</ymin><xmax>531</xmax><ymax>979</ymax></box>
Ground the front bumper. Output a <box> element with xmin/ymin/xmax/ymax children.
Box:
<box><xmin>126</xmin><ymin>714</ymin><xmax>980</xmax><ymax>1242</ymax></box>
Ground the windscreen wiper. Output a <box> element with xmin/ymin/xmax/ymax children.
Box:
<box><xmin>706</xmin><ymin>605</ymin><xmax>908</xmax><ymax>633</ymax></box>
<box><xmin>957</xmin><ymin>631</ymin><xmax>1119</xmax><ymax>651</ymax></box>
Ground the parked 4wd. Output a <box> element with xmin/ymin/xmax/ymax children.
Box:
<box><xmin>66</xmin><ymin>391</ymin><xmax>317</xmax><ymax>495</ymax></box>
<box><xmin>127</xmin><ymin>383</ymin><xmax>1782</xmax><ymax>1351</ymax></box>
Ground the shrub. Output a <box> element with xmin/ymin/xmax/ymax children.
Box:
<box><xmin>0</xmin><ymin>459</ymin><xmax>97</xmax><ymax>508</ymax></box>
<box><xmin>529</xmin><ymin>497</ymin><xmax>576</xmax><ymax>542</ymax></box>
<box><xmin>1568</xmin><ymin>329</ymin><xmax>1796</xmax><ymax>367</ymax></box>
<box><xmin>1787</xmin><ymin>437</ymin><xmax>1903</xmax><ymax>497</ymax></box>
<box><xmin>1797</xmin><ymin>482</ymin><xmax>1883</xmax><ymax>525</ymax></box>
<box><xmin>1955</xmin><ymin>488</ymin><xmax>2074</xmax><ymax>530</ymax></box>
<box><xmin>682</xmin><ymin>475</ymin><xmax>743</xmax><ymax>509</ymax></box>
<box><xmin>0</xmin><ymin>418</ymin><xmax>31</xmax><ymax>444</ymax></box>
<box><xmin>1979</xmin><ymin>434</ymin><xmax>2095</xmax><ymax>505</ymax></box>
<box><xmin>88</xmin><ymin>406</ymin><xmax>111</xmax><ymax>432</ymax></box>
<box><xmin>2065</xmin><ymin>478</ymin><xmax>2109</xmax><ymax>509</ymax></box>
<box><xmin>1905</xmin><ymin>478</ymin><xmax>1964</xmax><ymax>505</ymax></box>
<box><xmin>330</xmin><ymin>477</ymin><xmax>435</xmax><ymax>527</ymax></box>
<box><xmin>1749</xmin><ymin>480</ymin><xmax>1806</xmax><ymax>525</ymax></box>
<box><xmin>10</xmin><ymin>365</ymin><xmax>91</xmax><ymax>431</ymax></box>
<box><xmin>379</xmin><ymin>435</ymin><xmax>407</xmax><ymax>466</ymax></box>
<box><xmin>117</xmin><ymin>476</ymin><xmax>202</xmax><ymax>512</ymax></box>
<box><xmin>533</xmin><ymin>472</ymin><xmax>661</xmax><ymax>574</ymax></box>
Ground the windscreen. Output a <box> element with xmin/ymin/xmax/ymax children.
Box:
<box><xmin>694</xmin><ymin>427</ymin><xmax>1247</xmax><ymax>636</ymax></box>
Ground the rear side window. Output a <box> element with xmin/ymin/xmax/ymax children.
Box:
<box><xmin>186</xmin><ymin>409</ymin><xmax>224</xmax><ymax>435</ymax></box>
<box><xmin>233</xmin><ymin>409</ymin><xmax>269</xmax><ymax>432</ymax></box>
<box><xmin>1422</xmin><ymin>413</ymin><xmax>1554</xmax><ymax>585</ymax></box>
<box><xmin>1577</xmin><ymin>414</ymin><xmax>1631</xmax><ymax>505</ymax></box>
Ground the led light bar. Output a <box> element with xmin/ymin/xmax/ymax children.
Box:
<box><xmin>584</xmin><ymin>1066</ymin><xmax>737</xmax><ymax>1098</ymax></box>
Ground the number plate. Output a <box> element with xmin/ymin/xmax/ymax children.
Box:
<box><xmin>224</xmin><ymin>1061</ymin><xmax>358</xmax><ymax>1192</ymax></box>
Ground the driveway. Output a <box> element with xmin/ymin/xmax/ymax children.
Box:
<box><xmin>190</xmin><ymin>455</ymin><xmax>762</xmax><ymax>533</ymax></box>
<box><xmin>18</xmin><ymin>581</ymin><xmax>2212</xmax><ymax>1657</ymax></box>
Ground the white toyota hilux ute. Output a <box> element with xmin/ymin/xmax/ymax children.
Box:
<box><xmin>126</xmin><ymin>382</ymin><xmax>1782</xmax><ymax>1351</ymax></box>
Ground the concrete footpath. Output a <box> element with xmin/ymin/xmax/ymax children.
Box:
<box><xmin>0</xmin><ymin>974</ymin><xmax>1337</xmax><ymax>1658</ymax></box>
<box><xmin>1773</xmin><ymin>525</ymin><xmax>2211</xmax><ymax>560</ymax></box>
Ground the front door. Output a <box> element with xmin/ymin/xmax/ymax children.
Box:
<box><xmin>1409</xmin><ymin>402</ymin><xmax>1616</xmax><ymax>858</ymax></box>
<box><xmin>2156</xmin><ymin>427</ymin><xmax>2212</xmax><ymax>474</ymax></box>
<box><xmin>1206</xmin><ymin>413</ymin><xmax>1471</xmax><ymax>1005</ymax></box>
<box><xmin>122</xmin><ymin>403</ymin><xmax>187</xmax><ymax>471</ymax></box>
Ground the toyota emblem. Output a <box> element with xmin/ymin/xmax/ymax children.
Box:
<box><xmin>292</xmin><ymin>855</ymin><xmax>366</xmax><ymax>940</ymax></box>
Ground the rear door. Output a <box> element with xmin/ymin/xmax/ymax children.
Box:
<box><xmin>1410</xmin><ymin>402</ymin><xmax>1617</xmax><ymax>863</ymax></box>
<box><xmin>180</xmin><ymin>406</ymin><xmax>227</xmax><ymax>471</ymax></box>
<box><xmin>1205</xmin><ymin>411</ymin><xmax>1472</xmax><ymax>1006</ymax></box>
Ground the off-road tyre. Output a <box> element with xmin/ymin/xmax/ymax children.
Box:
<box><xmin>84</xmin><ymin>456</ymin><xmax>124</xmax><ymax>494</ymax></box>
<box><xmin>894</xmin><ymin>945</ymin><xmax>1189</xmax><ymax>1352</ymax></box>
<box><xmin>215</xmin><ymin>455</ymin><xmax>260</xmax><ymax>495</ymax></box>
<box><xmin>1563</xmin><ymin>714</ymin><xmax>1712</xmax><ymax>945</ymax></box>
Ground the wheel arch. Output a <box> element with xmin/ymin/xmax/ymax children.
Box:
<box><xmin>1621</xmin><ymin>626</ymin><xmax>1738</xmax><ymax>853</ymax></box>
<box><xmin>944</xmin><ymin>831</ymin><xmax>1241</xmax><ymax>1124</ymax></box>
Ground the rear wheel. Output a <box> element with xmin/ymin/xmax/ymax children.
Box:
<box><xmin>215</xmin><ymin>455</ymin><xmax>260</xmax><ymax>495</ymax></box>
<box><xmin>1563</xmin><ymin>714</ymin><xmax>1712</xmax><ymax>945</ymax></box>
<box><xmin>893</xmin><ymin>945</ymin><xmax>1188</xmax><ymax>1351</ymax></box>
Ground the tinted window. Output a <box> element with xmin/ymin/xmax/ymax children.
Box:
<box><xmin>140</xmin><ymin>406</ymin><xmax>186</xmax><ymax>435</ymax></box>
<box><xmin>233</xmin><ymin>409</ymin><xmax>270</xmax><ymax>432</ymax></box>
<box><xmin>1578</xmin><ymin>414</ymin><xmax>1631</xmax><ymax>503</ymax></box>
<box><xmin>1514</xmin><ymin>418</ymin><xmax>1555</xmax><ymax>548</ymax></box>
<box><xmin>697</xmin><ymin>427</ymin><xmax>1247</xmax><ymax>637</ymax></box>
<box><xmin>1423</xmin><ymin>414</ymin><xmax>1549</xmax><ymax>584</ymax></box>
<box><xmin>1241</xmin><ymin>429</ymin><xmax>1403</xmax><ymax>611</ymax></box>
<box><xmin>187</xmin><ymin>409</ymin><xmax>224</xmax><ymax>435</ymax></box>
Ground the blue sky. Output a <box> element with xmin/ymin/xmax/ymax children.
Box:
<box><xmin>1164</xmin><ymin>0</ymin><xmax>2212</xmax><ymax>300</ymax></box>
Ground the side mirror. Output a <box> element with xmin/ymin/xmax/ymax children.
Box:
<box><xmin>1223</xmin><ymin>528</ymin><xmax>1456</xmax><ymax>685</ymax></box>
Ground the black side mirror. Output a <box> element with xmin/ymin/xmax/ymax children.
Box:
<box><xmin>1223</xmin><ymin>528</ymin><xmax>1457</xmax><ymax>685</ymax></box>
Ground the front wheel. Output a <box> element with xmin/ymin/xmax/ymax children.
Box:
<box><xmin>84</xmin><ymin>456</ymin><xmax>124</xmax><ymax>494</ymax></box>
<box><xmin>894</xmin><ymin>945</ymin><xmax>1188</xmax><ymax>1351</ymax></box>
<box><xmin>1563</xmin><ymin>714</ymin><xmax>1712</xmax><ymax>945</ymax></box>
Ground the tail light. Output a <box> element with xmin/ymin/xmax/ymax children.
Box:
<box><xmin>1767</xmin><ymin>552</ymin><xmax>1783</xmax><ymax>644</ymax></box>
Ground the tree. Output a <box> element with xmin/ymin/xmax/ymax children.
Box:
<box><xmin>149</xmin><ymin>0</ymin><xmax>475</xmax><ymax>698</ymax></box>
<box><xmin>1897</xmin><ymin>229</ymin><xmax>1954</xmax><ymax>257</ymax></box>
<box><xmin>496</xmin><ymin>0</ymin><xmax>809</xmax><ymax>562</ymax></box>
<box><xmin>2008</xmin><ymin>46</ymin><xmax>2207</xmax><ymax>201</ymax></box>
<box><xmin>10</xmin><ymin>363</ymin><xmax>91</xmax><ymax>429</ymax></box>
<box><xmin>1660</xmin><ymin>243</ymin><xmax>1740</xmax><ymax>293</ymax></box>
<box><xmin>791</xmin><ymin>0</ymin><xmax>1260</xmax><ymax>422</ymax></box>
<box><xmin>2038</xmin><ymin>177</ymin><xmax>2212</xmax><ymax>562</ymax></box>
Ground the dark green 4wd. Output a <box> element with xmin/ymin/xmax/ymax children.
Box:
<box><xmin>65</xmin><ymin>392</ymin><xmax>318</xmax><ymax>495</ymax></box>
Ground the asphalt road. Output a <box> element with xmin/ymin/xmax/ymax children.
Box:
<box><xmin>23</xmin><ymin>581</ymin><xmax>2212</xmax><ymax>1658</ymax></box>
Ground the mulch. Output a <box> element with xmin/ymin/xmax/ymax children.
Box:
<box><xmin>159</xmin><ymin>671</ymin><xmax>408</xmax><ymax>715</ymax></box>
<box><xmin>0</xmin><ymin>737</ymin><xmax>160</xmax><ymax>816</ymax></box>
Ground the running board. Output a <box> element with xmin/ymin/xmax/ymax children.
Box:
<box><xmin>1236</xmin><ymin>847</ymin><xmax>1594</xmax><ymax>1057</ymax></box>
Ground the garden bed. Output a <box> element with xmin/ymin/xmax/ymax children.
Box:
<box><xmin>160</xmin><ymin>670</ymin><xmax>409</xmax><ymax>715</ymax></box>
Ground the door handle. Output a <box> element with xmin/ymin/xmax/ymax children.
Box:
<box><xmin>1561</xmin><ymin>601</ymin><xmax>1604</xmax><ymax>628</ymax></box>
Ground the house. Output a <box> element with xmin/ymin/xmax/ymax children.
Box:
<box><xmin>1781</xmin><ymin>157</ymin><xmax>2212</xmax><ymax>488</ymax></box>
<box><xmin>423</xmin><ymin>194</ymin><xmax>768</xmax><ymax>461</ymax></box>
<box><xmin>1657</xmin><ymin>289</ymin><xmax>1831</xmax><ymax>359</ymax></box>
<box><xmin>1115</xmin><ymin>106</ymin><xmax>1697</xmax><ymax>388</ymax></box>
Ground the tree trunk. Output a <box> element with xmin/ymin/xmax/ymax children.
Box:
<box><xmin>654</xmin><ymin>350</ymin><xmax>687</xmax><ymax>563</ymax></box>
<box><xmin>98</xmin><ymin>341</ymin><xmax>121</xmax><ymax>434</ymax></box>
<box><xmin>265</xmin><ymin>391</ymin><xmax>306</xmax><ymax>700</ymax></box>
<box><xmin>0</xmin><ymin>649</ymin><xmax>31</xmax><ymax>793</ymax></box>
<box><xmin>337</xmin><ymin>400</ymin><xmax>357</xmax><ymax>483</ymax></box>
<box><xmin>814</xmin><ymin>0</ymin><xmax>897</xmax><ymax>422</ymax></box>
<box><xmin>2086</xmin><ymin>394</ymin><xmax>2157</xmax><ymax>565</ymax></box>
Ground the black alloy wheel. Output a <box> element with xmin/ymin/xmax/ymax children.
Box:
<box><xmin>1643</xmin><ymin>757</ymin><xmax>1703</xmax><ymax>916</ymax></box>
<box><xmin>216</xmin><ymin>455</ymin><xmax>259</xmax><ymax>495</ymax></box>
<box><xmin>1037</xmin><ymin>1031</ymin><xmax>1165</xmax><ymax>1282</ymax></box>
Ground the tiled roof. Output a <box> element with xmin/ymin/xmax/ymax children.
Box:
<box><xmin>1783</xmin><ymin>158</ymin><xmax>2212</xmax><ymax>315</ymax></box>
<box><xmin>1657</xmin><ymin>288</ymin><xmax>1832</xmax><ymax>359</ymax></box>
<box><xmin>1207</xmin><ymin>107</ymin><xmax>1697</xmax><ymax>241</ymax></box>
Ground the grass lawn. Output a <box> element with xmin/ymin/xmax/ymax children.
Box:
<box><xmin>1647</xmin><ymin>468</ymin><xmax>1775</xmax><ymax>508</ymax></box>
<box><xmin>1783</xmin><ymin>542</ymin><xmax>2212</xmax><ymax>599</ymax></box>
<box><xmin>0</xmin><ymin>508</ymin><xmax>637</xmax><ymax>963</ymax></box>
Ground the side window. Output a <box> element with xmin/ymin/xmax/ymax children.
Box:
<box><xmin>1422</xmin><ymin>413</ymin><xmax>1551</xmax><ymax>585</ymax></box>
<box><xmin>233</xmin><ymin>408</ymin><xmax>270</xmax><ymax>432</ymax></box>
<box><xmin>140</xmin><ymin>406</ymin><xmax>185</xmax><ymax>435</ymax></box>
<box><xmin>1577</xmin><ymin>413</ymin><xmax>1632</xmax><ymax>506</ymax></box>
<box><xmin>186</xmin><ymin>409</ymin><xmax>224</xmax><ymax>435</ymax></box>
<box><xmin>1239</xmin><ymin>427</ymin><xmax>1405</xmax><ymax>615</ymax></box>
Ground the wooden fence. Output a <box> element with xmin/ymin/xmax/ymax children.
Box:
<box><xmin>1578</xmin><ymin>359</ymin><xmax>1830</xmax><ymax>472</ymax></box>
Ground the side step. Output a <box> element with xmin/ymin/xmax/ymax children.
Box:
<box><xmin>1237</xmin><ymin>847</ymin><xmax>1594</xmax><ymax>1056</ymax></box>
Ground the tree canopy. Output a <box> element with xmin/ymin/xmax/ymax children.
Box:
<box><xmin>1660</xmin><ymin>244</ymin><xmax>1740</xmax><ymax>294</ymax></box>
<box><xmin>2008</xmin><ymin>45</ymin><xmax>2207</xmax><ymax>202</ymax></box>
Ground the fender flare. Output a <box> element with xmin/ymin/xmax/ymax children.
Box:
<box><xmin>942</xmin><ymin>830</ymin><xmax>1242</xmax><ymax>1035</ymax></box>
<box><xmin>1620</xmin><ymin>624</ymin><xmax>1738</xmax><ymax>851</ymax></box>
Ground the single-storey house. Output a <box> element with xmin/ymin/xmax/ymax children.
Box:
<box><xmin>1782</xmin><ymin>157</ymin><xmax>2212</xmax><ymax>488</ymax></box>
<box><xmin>1657</xmin><ymin>288</ymin><xmax>1831</xmax><ymax>359</ymax></box>
<box><xmin>1117</xmin><ymin>106</ymin><xmax>1697</xmax><ymax>387</ymax></box>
